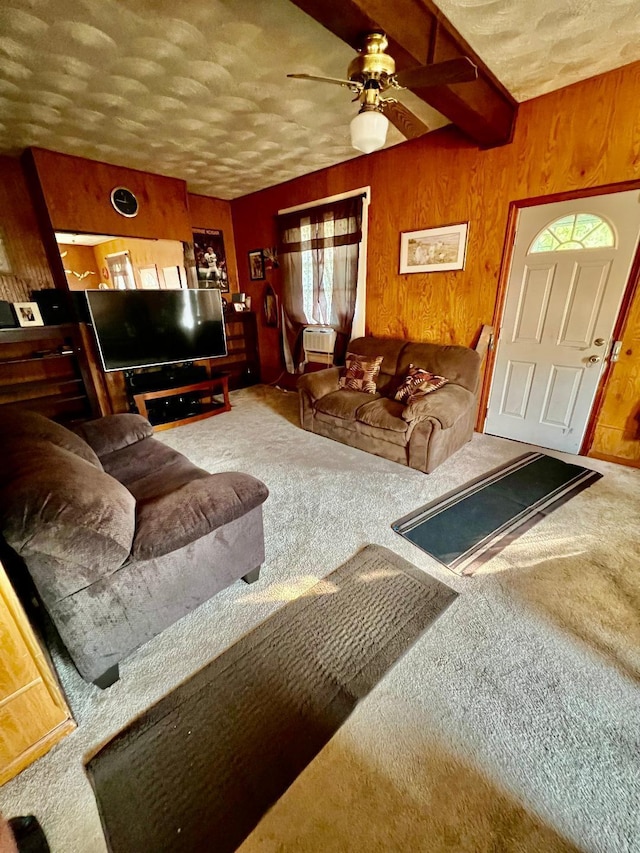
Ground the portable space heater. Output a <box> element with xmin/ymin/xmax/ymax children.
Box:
<box><xmin>303</xmin><ymin>326</ymin><xmax>337</xmax><ymax>366</ymax></box>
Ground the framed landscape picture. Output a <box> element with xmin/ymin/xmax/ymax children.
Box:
<box><xmin>400</xmin><ymin>223</ymin><xmax>468</xmax><ymax>273</ymax></box>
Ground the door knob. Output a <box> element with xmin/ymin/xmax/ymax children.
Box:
<box><xmin>588</xmin><ymin>355</ymin><xmax>601</xmax><ymax>364</ymax></box>
<box><xmin>594</xmin><ymin>338</ymin><xmax>606</xmax><ymax>346</ymax></box>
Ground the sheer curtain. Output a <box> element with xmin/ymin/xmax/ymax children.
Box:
<box><xmin>277</xmin><ymin>196</ymin><xmax>363</xmax><ymax>372</ymax></box>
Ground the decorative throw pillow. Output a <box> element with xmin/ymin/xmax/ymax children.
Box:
<box><xmin>339</xmin><ymin>353</ymin><xmax>383</xmax><ymax>394</ymax></box>
<box><xmin>394</xmin><ymin>364</ymin><xmax>448</xmax><ymax>405</ymax></box>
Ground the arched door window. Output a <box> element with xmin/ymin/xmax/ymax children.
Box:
<box><xmin>529</xmin><ymin>213</ymin><xmax>615</xmax><ymax>253</ymax></box>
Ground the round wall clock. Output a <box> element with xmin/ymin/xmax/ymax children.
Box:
<box><xmin>110</xmin><ymin>187</ymin><xmax>139</xmax><ymax>218</ymax></box>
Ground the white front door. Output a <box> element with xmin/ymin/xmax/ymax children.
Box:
<box><xmin>485</xmin><ymin>191</ymin><xmax>640</xmax><ymax>453</ymax></box>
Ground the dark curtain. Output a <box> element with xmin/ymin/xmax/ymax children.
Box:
<box><xmin>277</xmin><ymin>196</ymin><xmax>363</xmax><ymax>372</ymax></box>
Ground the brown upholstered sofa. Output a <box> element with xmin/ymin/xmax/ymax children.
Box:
<box><xmin>298</xmin><ymin>336</ymin><xmax>481</xmax><ymax>473</ymax></box>
<box><xmin>0</xmin><ymin>409</ymin><xmax>268</xmax><ymax>687</ymax></box>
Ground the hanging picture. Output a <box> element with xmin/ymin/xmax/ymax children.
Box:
<box><xmin>192</xmin><ymin>229</ymin><xmax>229</xmax><ymax>291</ymax></box>
<box><xmin>264</xmin><ymin>284</ymin><xmax>278</xmax><ymax>327</ymax></box>
<box><xmin>399</xmin><ymin>223</ymin><xmax>469</xmax><ymax>273</ymax></box>
<box><xmin>248</xmin><ymin>249</ymin><xmax>265</xmax><ymax>281</ymax></box>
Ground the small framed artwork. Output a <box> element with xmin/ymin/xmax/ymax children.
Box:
<box><xmin>14</xmin><ymin>302</ymin><xmax>44</xmax><ymax>327</ymax></box>
<box><xmin>399</xmin><ymin>223</ymin><xmax>469</xmax><ymax>273</ymax></box>
<box><xmin>138</xmin><ymin>265</ymin><xmax>160</xmax><ymax>289</ymax></box>
<box><xmin>248</xmin><ymin>249</ymin><xmax>265</xmax><ymax>281</ymax></box>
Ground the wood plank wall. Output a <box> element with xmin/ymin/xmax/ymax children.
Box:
<box><xmin>29</xmin><ymin>148</ymin><xmax>193</xmax><ymax>241</ymax></box>
<box><xmin>188</xmin><ymin>193</ymin><xmax>240</xmax><ymax>293</ymax></box>
<box><xmin>230</xmin><ymin>60</ymin><xmax>640</xmax><ymax>464</ymax></box>
<box><xmin>0</xmin><ymin>156</ymin><xmax>56</xmax><ymax>303</ymax></box>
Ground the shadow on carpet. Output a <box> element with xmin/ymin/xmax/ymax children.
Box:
<box><xmin>85</xmin><ymin>544</ymin><xmax>457</xmax><ymax>853</ymax></box>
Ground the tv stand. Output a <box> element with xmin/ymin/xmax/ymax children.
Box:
<box><xmin>133</xmin><ymin>374</ymin><xmax>231</xmax><ymax>431</ymax></box>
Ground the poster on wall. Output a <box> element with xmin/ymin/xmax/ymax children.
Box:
<box><xmin>192</xmin><ymin>229</ymin><xmax>229</xmax><ymax>291</ymax></box>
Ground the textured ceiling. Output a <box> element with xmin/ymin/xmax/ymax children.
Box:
<box><xmin>0</xmin><ymin>0</ymin><xmax>446</xmax><ymax>199</ymax></box>
<box><xmin>433</xmin><ymin>0</ymin><xmax>640</xmax><ymax>102</ymax></box>
<box><xmin>1</xmin><ymin>1</ymin><xmax>639</xmax><ymax>200</ymax></box>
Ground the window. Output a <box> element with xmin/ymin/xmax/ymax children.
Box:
<box><xmin>529</xmin><ymin>213</ymin><xmax>615</xmax><ymax>253</ymax></box>
<box><xmin>105</xmin><ymin>251</ymin><xmax>136</xmax><ymax>289</ymax></box>
<box><xmin>300</xmin><ymin>214</ymin><xmax>335</xmax><ymax>323</ymax></box>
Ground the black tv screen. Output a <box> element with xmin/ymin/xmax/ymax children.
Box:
<box><xmin>86</xmin><ymin>289</ymin><xmax>227</xmax><ymax>372</ymax></box>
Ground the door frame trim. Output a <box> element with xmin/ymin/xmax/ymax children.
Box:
<box><xmin>480</xmin><ymin>179</ymin><xmax>640</xmax><ymax>456</ymax></box>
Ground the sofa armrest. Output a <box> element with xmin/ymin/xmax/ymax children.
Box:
<box><xmin>74</xmin><ymin>414</ymin><xmax>154</xmax><ymax>458</ymax></box>
<box><xmin>297</xmin><ymin>367</ymin><xmax>341</xmax><ymax>402</ymax></box>
<box><xmin>402</xmin><ymin>385</ymin><xmax>475</xmax><ymax>427</ymax></box>
<box><xmin>132</xmin><ymin>472</ymin><xmax>269</xmax><ymax>560</ymax></box>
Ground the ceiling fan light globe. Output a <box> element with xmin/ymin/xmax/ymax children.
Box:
<box><xmin>350</xmin><ymin>110</ymin><xmax>388</xmax><ymax>154</ymax></box>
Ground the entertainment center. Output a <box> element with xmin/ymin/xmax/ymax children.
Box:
<box><xmin>127</xmin><ymin>364</ymin><xmax>231</xmax><ymax>430</ymax></box>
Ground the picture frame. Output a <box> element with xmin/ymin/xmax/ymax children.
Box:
<box><xmin>264</xmin><ymin>284</ymin><xmax>278</xmax><ymax>328</ymax></box>
<box><xmin>13</xmin><ymin>301</ymin><xmax>44</xmax><ymax>328</ymax></box>
<box><xmin>138</xmin><ymin>265</ymin><xmax>160</xmax><ymax>289</ymax></box>
<box><xmin>399</xmin><ymin>223</ymin><xmax>469</xmax><ymax>273</ymax></box>
<box><xmin>248</xmin><ymin>249</ymin><xmax>265</xmax><ymax>281</ymax></box>
<box><xmin>192</xmin><ymin>228</ymin><xmax>229</xmax><ymax>291</ymax></box>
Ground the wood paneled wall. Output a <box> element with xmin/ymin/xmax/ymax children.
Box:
<box><xmin>188</xmin><ymin>193</ymin><xmax>239</xmax><ymax>292</ymax></box>
<box><xmin>28</xmin><ymin>148</ymin><xmax>193</xmax><ymax>241</ymax></box>
<box><xmin>58</xmin><ymin>244</ymin><xmax>101</xmax><ymax>291</ymax></box>
<box><xmin>0</xmin><ymin>156</ymin><xmax>56</xmax><ymax>303</ymax></box>
<box><xmin>231</xmin><ymin>60</ymin><xmax>640</xmax><ymax>463</ymax></box>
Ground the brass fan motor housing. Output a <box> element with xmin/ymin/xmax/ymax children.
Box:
<box><xmin>348</xmin><ymin>33</ymin><xmax>396</xmax><ymax>84</ymax></box>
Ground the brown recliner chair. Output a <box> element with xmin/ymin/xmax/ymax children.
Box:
<box><xmin>298</xmin><ymin>336</ymin><xmax>481</xmax><ymax>474</ymax></box>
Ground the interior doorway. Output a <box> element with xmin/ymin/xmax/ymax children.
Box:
<box><xmin>485</xmin><ymin>190</ymin><xmax>640</xmax><ymax>454</ymax></box>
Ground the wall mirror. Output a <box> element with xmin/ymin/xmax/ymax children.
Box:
<box><xmin>55</xmin><ymin>233</ymin><xmax>206</xmax><ymax>292</ymax></box>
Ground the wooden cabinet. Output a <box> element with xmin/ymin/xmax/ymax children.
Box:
<box><xmin>218</xmin><ymin>310</ymin><xmax>261</xmax><ymax>389</ymax></box>
<box><xmin>0</xmin><ymin>324</ymin><xmax>96</xmax><ymax>423</ymax></box>
<box><xmin>134</xmin><ymin>374</ymin><xmax>231</xmax><ymax>431</ymax></box>
<box><xmin>0</xmin><ymin>561</ymin><xmax>74</xmax><ymax>786</ymax></box>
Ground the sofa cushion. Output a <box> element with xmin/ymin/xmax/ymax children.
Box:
<box><xmin>357</xmin><ymin>398</ymin><xmax>408</xmax><ymax>432</ymax></box>
<box><xmin>99</xmin><ymin>437</ymin><xmax>195</xmax><ymax>492</ymax></box>
<box><xmin>74</xmin><ymin>414</ymin><xmax>153</xmax><ymax>458</ymax></box>
<box><xmin>401</xmin><ymin>384</ymin><xmax>476</xmax><ymax>425</ymax></box>
<box><xmin>395</xmin><ymin>365</ymin><xmax>449</xmax><ymax>404</ymax></box>
<box><xmin>0</xmin><ymin>440</ymin><xmax>135</xmax><ymax>596</ymax></box>
<box><xmin>0</xmin><ymin>408</ymin><xmax>102</xmax><ymax>469</ymax></box>
<box><xmin>339</xmin><ymin>352</ymin><xmax>383</xmax><ymax>394</ymax></box>
<box><xmin>132</xmin><ymin>472</ymin><xmax>269</xmax><ymax>560</ymax></box>
<box><xmin>347</xmin><ymin>337</ymin><xmax>406</xmax><ymax>396</ymax></box>
<box><xmin>315</xmin><ymin>389</ymin><xmax>379</xmax><ymax>421</ymax></box>
<box><xmin>398</xmin><ymin>343</ymin><xmax>481</xmax><ymax>394</ymax></box>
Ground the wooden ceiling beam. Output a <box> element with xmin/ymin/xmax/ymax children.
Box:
<box><xmin>289</xmin><ymin>0</ymin><xmax>518</xmax><ymax>147</ymax></box>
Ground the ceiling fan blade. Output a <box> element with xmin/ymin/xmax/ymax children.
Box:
<box><xmin>395</xmin><ymin>57</ymin><xmax>478</xmax><ymax>89</ymax></box>
<box><xmin>380</xmin><ymin>100</ymin><xmax>429</xmax><ymax>140</ymax></box>
<box><xmin>287</xmin><ymin>73</ymin><xmax>362</xmax><ymax>92</ymax></box>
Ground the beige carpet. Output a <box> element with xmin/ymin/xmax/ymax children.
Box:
<box><xmin>0</xmin><ymin>385</ymin><xmax>638</xmax><ymax>853</ymax></box>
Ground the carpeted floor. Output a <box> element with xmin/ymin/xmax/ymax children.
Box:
<box><xmin>0</xmin><ymin>385</ymin><xmax>638</xmax><ymax>853</ymax></box>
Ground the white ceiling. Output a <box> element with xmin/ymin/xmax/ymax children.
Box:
<box><xmin>1</xmin><ymin>0</ymin><xmax>638</xmax><ymax>200</ymax></box>
<box><xmin>433</xmin><ymin>0</ymin><xmax>640</xmax><ymax>102</ymax></box>
<box><xmin>55</xmin><ymin>232</ymin><xmax>117</xmax><ymax>246</ymax></box>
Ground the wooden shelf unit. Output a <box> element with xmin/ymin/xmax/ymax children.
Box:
<box><xmin>0</xmin><ymin>324</ymin><xmax>95</xmax><ymax>423</ymax></box>
<box><xmin>0</xmin><ymin>559</ymin><xmax>75</xmax><ymax>785</ymax></box>
<box><xmin>133</xmin><ymin>374</ymin><xmax>231</xmax><ymax>431</ymax></box>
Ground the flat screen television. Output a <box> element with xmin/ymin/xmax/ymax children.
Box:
<box><xmin>86</xmin><ymin>289</ymin><xmax>227</xmax><ymax>372</ymax></box>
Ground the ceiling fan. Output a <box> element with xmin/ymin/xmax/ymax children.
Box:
<box><xmin>288</xmin><ymin>32</ymin><xmax>478</xmax><ymax>154</ymax></box>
